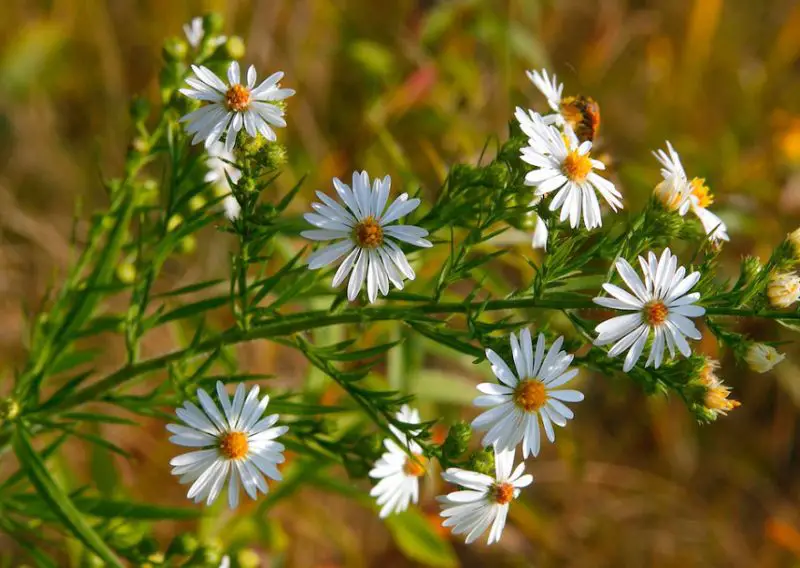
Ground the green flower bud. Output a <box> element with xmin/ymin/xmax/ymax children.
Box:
<box><xmin>264</xmin><ymin>142</ymin><xmax>287</xmax><ymax>170</ymax></box>
<box><xmin>116</xmin><ymin>262</ymin><xmax>136</xmax><ymax>284</ymax></box>
<box><xmin>226</xmin><ymin>36</ymin><xmax>246</xmax><ymax>60</ymax></box>
<box><xmin>131</xmin><ymin>137</ymin><xmax>149</xmax><ymax>154</ymax></box>
<box><xmin>166</xmin><ymin>533</ymin><xmax>198</xmax><ymax>558</ymax></box>
<box><xmin>442</xmin><ymin>421</ymin><xmax>471</xmax><ymax>459</ymax></box>
<box><xmin>166</xmin><ymin>214</ymin><xmax>183</xmax><ymax>232</ymax></box>
<box><xmin>162</xmin><ymin>37</ymin><xmax>188</xmax><ymax>62</ymax></box>
<box><xmin>355</xmin><ymin>433</ymin><xmax>384</xmax><ymax>461</ymax></box>
<box><xmin>0</xmin><ymin>397</ymin><xmax>20</xmax><ymax>424</ymax></box>
<box><xmin>203</xmin><ymin>13</ymin><xmax>225</xmax><ymax>36</ymax></box>
<box><xmin>238</xmin><ymin>549</ymin><xmax>261</xmax><ymax>568</ymax></box>
<box><xmin>481</xmin><ymin>162</ymin><xmax>509</xmax><ymax>188</ymax></box>
<box><xmin>188</xmin><ymin>195</ymin><xmax>207</xmax><ymax>211</ymax></box>
<box><xmin>180</xmin><ymin>235</ymin><xmax>197</xmax><ymax>255</ymax></box>
<box><xmin>467</xmin><ymin>447</ymin><xmax>495</xmax><ymax>476</ymax></box>
<box><xmin>741</xmin><ymin>255</ymin><xmax>763</xmax><ymax>282</ymax></box>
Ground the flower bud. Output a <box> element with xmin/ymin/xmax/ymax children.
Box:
<box><xmin>744</xmin><ymin>343</ymin><xmax>785</xmax><ymax>373</ymax></box>
<box><xmin>263</xmin><ymin>142</ymin><xmax>288</xmax><ymax>170</ymax></box>
<box><xmin>238</xmin><ymin>549</ymin><xmax>261</xmax><ymax>568</ymax></box>
<box><xmin>467</xmin><ymin>447</ymin><xmax>495</xmax><ymax>476</ymax></box>
<box><xmin>355</xmin><ymin>433</ymin><xmax>384</xmax><ymax>461</ymax></box>
<box><xmin>188</xmin><ymin>545</ymin><xmax>222</xmax><ymax>566</ymax></box>
<box><xmin>741</xmin><ymin>255</ymin><xmax>763</xmax><ymax>282</ymax></box>
<box><xmin>767</xmin><ymin>271</ymin><xmax>800</xmax><ymax>308</ymax></box>
<box><xmin>166</xmin><ymin>532</ymin><xmax>198</xmax><ymax>558</ymax></box>
<box><xmin>788</xmin><ymin>228</ymin><xmax>800</xmax><ymax>259</ymax></box>
<box><xmin>696</xmin><ymin>358</ymin><xmax>739</xmax><ymax>420</ymax></box>
<box><xmin>203</xmin><ymin>13</ymin><xmax>225</xmax><ymax>35</ymax></box>
<box><xmin>442</xmin><ymin>421</ymin><xmax>472</xmax><ymax>459</ymax></box>
<box><xmin>189</xmin><ymin>195</ymin><xmax>207</xmax><ymax>211</ymax></box>
<box><xmin>0</xmin><ymin>397</ymin><xmax>20</xmax><ymax>424</ymax></box>
<box><xmin>180</xmin><ymin>235</ymin><xmax>197</xmax><ymax>255</ymax></box>
<box><xmin>166</xmin><ymin>214</ymin><xmax>183</xmax><ymax>232</ymax></box>
<box><xmin>162</xmin><ymin>37</ymin><xmax>188</xmax><ymax>62</ymax></box>
<box><xmin>226</xmin><ymin>36</ymin><xmax>246</xmax><ymax>60</ymax></box>
<box><xmin>116</xmin><ymin>262</ymin><xmax>136</xmax><ymax>284</ymax></box>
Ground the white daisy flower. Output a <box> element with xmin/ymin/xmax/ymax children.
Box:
<box><xmin>593</xmin><ymin>248</ymin><xmax>706</xmax><ymax>372</ymax></box>
<box><xmin>518</xmin><ymin>116</ymin><xmax>622</xmax><ymax>230</ymax></box>
<box><xmin>301</xmin><ymin>171</ymin><xmax>432</xmax><ymax>303</ymax></box>
<box><xmin>744</xmin><ymin>343</ymin><xmax>785</xmax><ymax>373</ymax></box>
<box><xmin>438</xmin><ymin>448</ymin><xmax>532</xmax><ymax>545</ymax></box>
<box><xmin>368</xmin><ymin>405</ymin><xmax>426</xmax><ymax>518</ymax></box>
<box><xmin>525</xmin><ymin>69</ymin><xmax>564</xmax><ymax>126</ymax></box>
<box><xmin>653</xmin><ymin>142</ymin><xmax>729</xmax><ymax>242</ymax></box>
<box><xmin>218</xmin><ymin>556</ymin><xmax>230</xmax><ymax>568</ymax></box>
<box><xmin>168</xmin><ymin>381</ymin><xmax>288</xmax><ymax>509</ymax></box>
<box><xmin>183</xmin><ymin>17</ymin><xmax>227</xmax><ymax>49</ymax></box>
<box><xmin>180</xmin><ymin>61</ymin><xmax>295</xmax><ymax>152</ymax></box>
<box><xmin>471</xmin><ymin>329</ymin><xmax>583</xmax><ymax>458</ymax></box>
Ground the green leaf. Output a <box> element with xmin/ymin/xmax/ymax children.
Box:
<box><xmin>267</xmin><ymin>401</ymin><xmax>350</xmax><ymax>415</ymax></box>
<box><xmin>12</xmin><ymin>425</ymin><xmax>123</xmax><ymax>567</ymax></box>
<box><xmin>73</xmin><ymin>498</ymin><xmax>202</xmax><ymax>520</ymax></box>
<box><xmin>385</xmin><ymin>510</ymin><xmax>457</xmax><ymax>568</ymax></box>
<box><xmin>156</xmin><ymin>295</ymin><xmax>228</xmax><ymax>325</ymax></box>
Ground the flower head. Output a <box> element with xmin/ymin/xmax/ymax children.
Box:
<box><xmin>302</xmin><ymin>172</ymin><xmax>432</xmax><ymax>303</ymax></box>
<box><xmin>180</xmin><ymin>61</ymin><xmax>294</xmax><ymax>152</ymax></box>
<box><xmin>698</xmin><ymin>359</ymin><xmax>739</xmax><ymax>418</ymax></box>
<box><xmin>744</xmin><ymin>343</ymin><xmax>786</xmax><ymax>373</ymax></box>
<box><xmin>471</xmin><ymin>330</ymin><xmax>582</xmax><ymax>458</ymax></box>
<box><xmin>515</xmin><ymin>111</ymin><xmax>622</xmax><ymax>230</ymax></box>
<box><xmin>788</xmin><ymin>227</ymin><xmax>800</xmax><ymax>258</ymax></box>
<box><xmin>438</xmin><ymin>448</ymin><xmax>532</xmax><ymax>545</ymax></box>
<box><xmin>652</xmin><ymin>142</ymin><xmax>729</xmax><ymax>242</ymax></box>
<box><xmin>168</xmin><ymin>381</ymin><xmax>287</xmax><ymax>509</ymax></box>
<box><xmin>593</xmin><ymin>248</ymin><xmax>706</xmax><ymax>372</ymax></box>
<box><xmin>183</xmin><ymin>17</ymin><xmax>227</xmax><ymax>49</ymax></box>
<box><xmin>767</xmin><ymin>271</ymin><xmax>800</xmax><ymax>308</ymax></box>
<box><xmin>368</xmin><ymin>405</ymin><xmax>426</xmax><ymax>518</ymax></box>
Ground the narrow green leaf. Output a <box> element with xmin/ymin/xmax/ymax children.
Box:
<box><xmin>12</xmin><ymin>425</ymin><xmax>123</xmax><ymax>567</ymax></box>
<box><xmin>385</xmin><ymin>510</ymin><xmax>457</xmax><ymax>568</ymax></box>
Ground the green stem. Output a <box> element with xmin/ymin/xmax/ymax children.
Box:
<box><xmin>33</xmin><ymin>295</ymin><xmax>799</xmax><ymax>415</ymax></box>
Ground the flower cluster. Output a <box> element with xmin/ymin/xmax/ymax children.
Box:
<box><xmin>172</xmin><ymin>37</ymin><xmax>792</xmax><ymax>552</ymax></box>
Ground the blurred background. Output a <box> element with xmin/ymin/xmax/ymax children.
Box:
<box><xmin>2</xmin><ymin>0</ymin><xmax>800</xmax><ymax>566</ymax></box>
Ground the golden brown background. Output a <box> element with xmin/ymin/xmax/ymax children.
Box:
<box><xmin>2</xmin><ymin>0</ymin><xmax>800</xmax><ymax>566</ymax></box>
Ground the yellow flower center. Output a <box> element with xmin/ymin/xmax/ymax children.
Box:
<box><xmin>225</xmin><ymin>84</ymin><xmax>252</xmax><ymax>112</ymax></box>
<box><xmin>562</xmin><ymin>150</ymin><xmax>593</xmax><ymax>183</ymax></box>
<box><xmin>354</xmin><ymin>217</ymin><xmax>384</xmax><ymax>248</ymax></box>
<box><xmin>513</xmin><ymin>379</ymin><xmax>547</xmax><ymax>412</ymax></box>
<box><xmin>493</xmin><ymin>482</ymin><xmax>514</xmax><ymax>505</ymax></box>
<box><xmin>403</xmin><ymin>455</ymin><xmax>427</xmax><ymax>477</ymax></box>
<box><xmin>643</xmin><ymin>300</ymin><xmax>669</xmax><ymax>326</ymax></box>
<box><xmin>690</xmin><ymin>177</ymin><xmax>714</xmax><ymax>209</ymax></box>
<box><xmin>219</xmin><ymin>431</ymin><xmax>249</xmax><ymax>460</ymax></box>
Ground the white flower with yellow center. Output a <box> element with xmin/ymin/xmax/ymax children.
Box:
<box><xmin>471</xmin><ymin>329</ymin><xmax>583</xmax><ymax>458</ymax></box>
<box><xmin>767</xmin><ymin>271</ymin><xmax>800</xmax><ymax>308</ymax></box>
<box><xmin>302</xmin><ymin>171</ymin><xmax>432</xmax><ymax>303</ymax></box>
<box><xmin>438</xmin><ymin>448</ymin><xmax>532</xmax><ymax>545</ymax></box>
<box><xmin>168</xmin><ymin>381</ymin><xmax>287</xmax><ymax>509</ymax></box>
<box><xmin>180</xmin><ymin>61</ymin><xmax>294</xmax><ymax>152</ymax></box>
<box><xmin>368</xmin><ymin>405</ymin><xmax>427</xmax><ymax>518</ymax></box>
<box><xmin>744</xmin><ymin>343</ymin><xmax>786</xmax><ymax>373</ymax></box>
<box><xmin>517</xmin><ymin>115</ymin><xmax>622</xmax><ymax>230</ymax></box>
<box><xmin>653</xmin><ymin>142</ymin><xmax>729</xmax><ymax>242</ymax></box>
<box><xmin>593</xmin><ymin>248</ymin><xmax>706</xmax><ymax>372</ymax></box>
